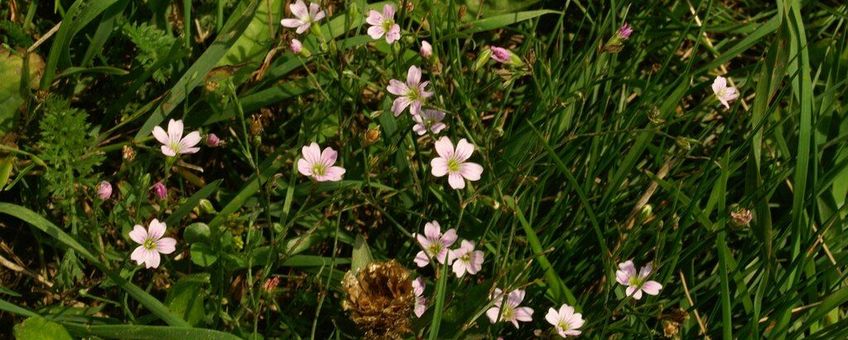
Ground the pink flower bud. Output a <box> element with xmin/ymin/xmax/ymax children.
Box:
<box><xmin>420</xmin><ymin>40</ymin><xmax>432</xmax><ymax>59</ymax></box>
<box><xmin>206</xmin><ymin>133</ymin><xmax>221</xmax><ymax>147</ymax></box>
<box><xmin>618</xmin><ymin>23</ymin><xmax>633</xmax><ymax>40</ymax></box>
<box><xmin>291</xmin><ymin>39</ymin><xmax>303</xmax><ymax>54</ymax></box>
<box><xmin>96</xmin><ymin>181</ymin><xmax>112</xmax><ymax>200</ymax></box>
<box><xmin>490</xmin><ymin>46</ymin><xmax>511</xmax><ymax>64</ymax></box>
<box><xmin>151</xmin><ymin>181</ymin><xmax>167</xmax><ymax>200</ymax></box>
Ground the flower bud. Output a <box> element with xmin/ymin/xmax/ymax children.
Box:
<box><xmin>206</xmin><ymin>133</ymin><xmax>222</xmax><ymax>147</ymax></box>
<box><xmin>489</xmin><ymin>46</ymin><xmax>524</xmax><ymax>66</ymax></box>
<box><xmin>199</xmin><ymin>198</ymin><xmax>216</xmax><ymax>214</ymax></box>
<box><xmin>96</xmin><ymin>181</ymin><xmax>112</xmax><ymax>200</ymax></box>
<box><xmin>730</xmin><ymin>208</ymin><xmax>753</xmax><ymax>227</ymax></box>
<box><xmin>617</xmin><ymin>23</ymin><xmax>633</xmax><ymax>40</ymax></box>
<box><xmin>420</xmin><ymin>40</ymin><xmax>432</xmax><ymax>59</ymax></box>
<box><xmin>151</xmin><ymin>181</ymin><xmax>167</xmax><ymax>200</ymax></box>
<box><xmin>473</xmin><ymin>48</ymin><xmax>492</xmax><ymax>71</ymax></box>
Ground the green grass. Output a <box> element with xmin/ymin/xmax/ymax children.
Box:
<box><xmin>1</xmin><ymin>0</ymin><xmax>847</xmax><ymax>338</ymax></box>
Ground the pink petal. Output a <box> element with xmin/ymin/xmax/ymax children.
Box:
<box><xmin>469</xmin><ymin>251</ymin><xmax>484</xmax><ymax>273</ymax></box>
<box><xmin>167</xmin><ymin>119</ymin><xmax>183</xmax><ymax>142</ymax></box>
<box><xmin>386</xmin><ymin>79</ymin><xmax>408</xmax><ymax>95</ymax></box>
<box><xmin>391</xmin><ymin>97</ymin><xmax>412</xmax><ymax>116</ymax></box>
<box><xmin>152</xmin><ymin>126</ymin><xmax>170</xmax><ymax>145</ymax></box>
<box><xmin>430</xmin><ymin>122</ymin><xmax>446</xmax><ymax>134</ymax></box>
<box><xmin>712</xmin><ymin>76</ymin><xmax>727</xmax><ymax>93</ymax></box>
<box><xmin>616</xmin><ymin>268</ymin><xmax>631</xmax><ymax>285</ymax></box>
<box><xmin>412</xmin><ymin>123</ymin><xmax>427</xmax><ymax>135</ymax></box>
<box><xmin>147</xmin><ymin>219</ymin><xmax>166</xmax><ymax>240</ymax></box>
<box><xmin>545</xmin><ymin>307</ymin><xmax>560</xmax><ymax>326</ymax></box>
<box><xmin>570</xmin><ymin>313</ymin><xmax>585</xmax><ymax>329</ymax></box>
<box><xmin>320</xmin><ymin>146</ymin><xmax>338</xmax><ymax>166</ymax></box>
<box><xmin>454</xmin><ymin>138</ymin><xmax>474</xmax><ymax>162</ymax></box>
<box><xmin>160</xmin><ymin>145</ymin><xmax>177</xmax><ymax>157</ymax></box>
<box><xmin>452</xmin><ymin>260</ymin><xmax>467</xmax><ymax>278</ymax></box>
<box><xmin>407</xmin><ymin>66</ymin><xmax>422</xmax><ymax>86</ymax></box>
<box><xmin>295</xmin><ymin>23</ymin><xmax>310</xmax><ymax>34</ymax></box>
<box><xmin>639</xmin><ymin>263</ymin><xmax>653</xmax><ymax>278</ymax></box>
<box><xmin>441</xmin><ymin>228</ymin><xmax>458</xmax><ymax>246</ymax></box>
<box><xmin>308</xmin><ymin>3</ymin><xmax>321</xmax><ymax>18</ymax></box>
<box><xmin>460</xmin><ymin>162</ymin><xmax>483</xmax><ymax>181</ymax></box>
<box><xmin>281</xmin><ymin>18</ymin><xmax>303</xmax><ymax>28</ymax></box>
<box><xmin>559</xmin><ymin>305</ymin><xmax>574</xmax><ymax>319</ymax></box>
<box><xmin>409</xmin><ymin>100</ymin><xmax>423</xmax><ymax>116</ymax></box>
<box><xmin>322</xmin><ymin>166</ymin><xmax>345</xmax><ymax>181</ymax></box>
<box><xmin>434</xmin><ymin>137</ymin><xmax>454</xmax><ymax>159</ymax></box>
<box><xmin>565</xmin><ymin>329</ymin><xmax>582</xmax><ymax>336</ymax></box>
<box><xmin>448</xmin><ymin>173</ymin><xmax>465</xmax><ymax>189</ymax></box>
<box><xmin>145</xmin><ymin>250</ymin><xmax>161</xmax><ymax>269</ymax></box>
<box><xmin>302</xmin><ymin>143</ymin><xmax>322</xmax><ymax>164</ymax></box>
<box><xmin>385</xmin><ymin>25</ymin><xmax>401</xmax><ymax>44</ymax></box>
<box><xmin>129</xmin><ymin>225</ymin><xmax>148</xmax><ymax>244</ymax></box>
<box><xmin>514</xmin><ymin>306</ymin><xmax>534</xmax><ymax>322</ymax></box>
<box><xmin>619</xmin><ymin>260</ymin><xmax>637</xmax><ymax>277</ymax></box>
<box><xmin>382</xmin><ymin>4</ymin><xmax>395</xmax><ymax>19</ymax></box>
<box><xmin>313</xmin><ymin>10</ymin><xmax>325</xmax><ymax>22</ymax></box>
<box><xmin>486</xmin><ymin>307</ymin><xmax>501</xmax><ymax>324</ymax></box>
<box><xmin>297</xmin><ymin>158</ymin><xmax>313</xmax><ymax>177</ymax></box>
<box><xmin>290</xmin><ymin>0</ymin><xmax>308</xmax><ymax>18</ymax></box>
<box><xmin>434</xmin><ymin>248</ymin><xmax>450</xmax><ymax>264</ymax></box>
<box><xmin>181</xmin><ymin>147</ymin><xmax>200</xmax><ymax>154</ymax></box>
<box><xmin>423</xmin><ymin>221</ymin><xmax>440</xmax><ymax>240</ymax></box>
<box><xmin>642</xmin><ymin>280</ymin><xmax>662</xmax><ymax>295</ymax></box>
<box><xmin>508</xmin><ymin>290</ymin><xmax>525</xmax><ymax>306</ymax></box>
<box><xmin>430</xmin><ymin>157</ymin><xmax>448</xmax><ymax>177</ymax></box>
<box><xmin>365</xmin><ymin>10</ymin><xmax>383</xmax><ymax>26</ymax></box>
<box><xmin>416</xmin><ymin>233</ymin><xmax>431</xmax><ymax>249</ymax></box>
<box><xmin>157</xmin><ymin>237</ymin><xmax>177</xmax><ymax>254</ymax></box>
<box><xmin>367</xmin><ymin>25</ymin><xmax>384</xmax><ymax>40</ymax></box>
<box><xmin>131</xmin><ymin>246</ymin><xmax>147</xmax><ymax>265</ymax></box>
<box><xmin>414</xmin><ymin>300</ymin><xmax>426</xmax><ymax>317</ymax></box>
<box><xmin>180</xmin><ymin>131</ymin><xmax>201</xmax><ymax>150</ymax></box>
<box><xmin>412</xmin><ymin>277</ymin><xmax>425</xmax><ymax>296</ymax></box>
<box><xmin>414</xmin><ymin>250</ymin><xmax>430</xmax><ymax>267</ymax></box>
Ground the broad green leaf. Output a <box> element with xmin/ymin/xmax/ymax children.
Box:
<box><xmin>190</xmin><ymin>243</ymin><xmax>219</xmax><ymax>267</ymax></box>
<box><xmin>166</xmin><ymin>274</ymin><xmax>210</xmax><ymax>326</ymax></box>
<box><xmin>350</xmin><ymin>234</ymin><xmax>373</xmax><ymax>273</ymax></box>
<box><xmin>13</xmin><ymin>316</ymin><xmax>72</xmax><ymax>340</ymax></box>
<box><xmin>462</xmin><ymin>10</ymin><xmax>559</xmax><ymax>34</ymax></box>
<box><xmin>0</xmin><ymin>48</ymin><xmax>43</xmax><ymax>133</ymax></box>
<box><xmin>219</xmin><ymin>0</ymin><xmax>283</xmax><ymax>66</ymax></box>
<box><xmin>184</xmin><ymin>222</ymin><xmax>211</xmax><ymax>244</ymax></box>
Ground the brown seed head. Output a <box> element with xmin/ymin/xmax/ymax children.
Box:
<box><xmin>342</xmin><ymin>260</ymin><xmax>414</xmax><ymax>339</ymax></box>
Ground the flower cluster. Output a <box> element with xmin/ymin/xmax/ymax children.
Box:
<box><xmin>412</xmin><ymin>221</ymin><xmax>484</xmax><ymax>278</ymax></box>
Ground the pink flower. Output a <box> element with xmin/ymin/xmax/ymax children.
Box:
<box><xmin>486</xmin><ymin>288</ymin><xmax>534</xmax><ymax>328</ymax></box>
<box><xmin>290</xmin><ymin>38</ymin><xmax>303</xmax><ymax>54</ymax></box>
<box><xmin>712</xmin><ymin>76</ymin><xmax>739</xmax><ymax>109</ymax></box>
<box><xmin>151</xmin><ymin>181</ymin><xmax>167</xmax><ymax>200</ymax></box>
<box><xmin>413</xmin><ymin>220</ymin><xmax>457</xmax><ymax>267</ymax></box>
<box><xmin>386</xmin><ymin>65</ymin><xmax>433</xmax><ymax>116</ymax></box>
<box><xmin>430</xmin><ymin>137</ymin><xmax>483</xmax><ymax>189</ymax></box>
<box><xmin>615</xmin><ymin>260</ymin><xmax>663</xmax><ymax>300</ymax></box>
<box><xmin>96</xmin><ymin>181</ymin><xmax>112</xmax><ymax>200</ymax></box>
<box><xmin>412</xmin><ymin>277</ymin><xmax>427</xmax><ymax>317</ymax></box>
<box><xmin>297</xmin><ymin>142</ymin><xmax>345</xmax><ymax>182</ymax></box>
<box><xmin>129</xmin><ymin>219</ymin><xmax>177</xmax><ymax>269</ymax></box>
<box><xmin>366</xmin><ymin>4</ymin><xmax>401</xmax><ymax>44</ymax></box>
<box><xmin>152</xmin><ymin>119</ymin><xmax>201</xmax><ymax>157</ymax></box>
<box><xmin>617</xmin><ymin>23</ymin><xmax>633</xmax><ymax>40</ymax></box>
<box><xmin>448</xmin><ymin>240</ymin><xmax>484</xmax><ymax>278</ymax></box>
<box><xmin>280</xmin><ymin>0</ymin><xmax>325</xmax><ymax>34</ymax></box>
<box><xmin>206</xmin><ymin>133</ymin><xmax>221</xmax><ymax>147</ymax></box>
<box><xmin>545</xmin><ymin>304</ymin><xmax>584</xmax><ymax>337</ymax></box>
<box><xmin>412</xmin><ymin>109</ymin><xmax>446</xmax><ymax>135</ymax></box>
<box><xmin>490</xmin><ymin>46</ymin><xmax>511</xmax><ymax>63</ymax></box>
<box><xmin>420</xmin><ymin>40</ymin><xmax>432</xmax><ymax>58</ymax></box>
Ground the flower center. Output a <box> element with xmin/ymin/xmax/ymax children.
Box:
<box><xmin>500</xmin><ymin>305</ymin><xmax>514</xmax><ymax>320</ymax></box>
<box><xmin>628</xmin><ymin>276</ymin><xmax>644</xmax><ymax>287</ymax></box>
<box><xmin>427</xmin><ymin>243</ymin><xmax>442</xmax><ymax>256</ymax></box>
<box><xmin>447</xmin><ymin>159</ymin><xmax>461</xmax><ymax>173</ymax></box>
<box><xmin>460</xmin><ymin>253</ymin><xmax>471</xmax><ymax>263</ymax></box>
<box><xmin>312</xmin><ymin>163</ymin><xmax>326</xmax><ymax>176</ymax></box>
<box><xmin>381</xmin><ymin>20</ymin><xmax>395</xmax><ymax>32</ymax></box>
<box><xmin>170</xmin><ymin>141</ymin><xmax>181</xmax><ymax>153</ymax></box>
<box><xmin>406</xmin><ymin>87</ymin><xmax>420</xmax><ymax>100</ymax></box>
<box><xmin>143</xmin><ymin>238</ymin><xmax>156</xmax><ymax>250</ymax></box>
<box><xmin>558</xmin><ymin>320</ymin><xmax>572</xmax><ymax>331</ymax></box>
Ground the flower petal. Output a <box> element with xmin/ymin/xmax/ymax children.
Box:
<box><xmin>302</xmin><ymin>143</ymin><xmax>322</xmax><ymax>164</ymax></box>
<box><xmin>712</xmin><ymin>76</ymin><xmax>727</xmax><ymax>93</ymax></box>
<box><xmin>367</xmin><ymin>25</ymin><xmax>384</xmax><ymax>40</ymax></box>
<box><xmin>545</xmin><ymin>307</ymin><xmax>560</xmax><ymax>326</ymax></box>
<box><xmin>281</xmin><ymin>18</ymin><xmax>303</xmax><ymax>28</ymax></box>
<box><xmin>323</xmin><ymin>166</ymin><xmax>345</xmax><ymax>181</ymax></box>
<box><xmin>452</xmin><ymin>260</ymin><xmax>467</xmax><ymax>278</ymax></box>
<box><xmin>448</xmin><ymin>173</ymin><xmax>465</xmax><ymax>189</ymax></box>
<box><xmin>441</xmin><ymin>229</ymin><xmax>458</xmax><ymax>246</ymax></box>
<box><xmin>414</xmin><ymin>250</ymin><xmax>430</xmax><ymax>267</ymax></box>
<box><xmin>131</xmin><ymin>246</ymin><xmax>147</xmax><ymax>265</ymax></box>
<box><xmin>386</xmin><ymin>24</ymin><xmax>401</xmax><ymax>44</ymax></box>
<box><xmin>486</xmin><ymin>307</ymin><xmax>501</xmax><ymax>324</ymax></box>
<box><xmin>320</xmin><ymin>146</ymin><xmax>338</xmax><ymax>166</ymax></box>
<box><xmin>129</xmin><ymin>225</ymin><xmax>148</xmax><ymax>244</ymax></box>
<box><xmin>157</xmin><ymin>237</ymin><xmax>177</xmax><ymax>254</ymax></box>
<box><xmin>430</xmin><ymin>157</ymin><xmax>448</xmax><ymax>177</ymax></box>
<box><xmin>290</xmin><ymin>0</ymin><xmax>308</xmax><ymax>18</ymax></box>
<box><xmin>424</xmin><ymin>221</ymin><xmax>440</xmax><ymax>240</ymax></box>
<box><xmin>382</xmin><ymin>4</ymin><xmax>395</xmax><ymax>19</ymax></box>
<box><xmin>407</xmin><ymin>65</ymin><xmax>422</xmax><ymax>87</ymax></box>
<box><xmin>167</xmin><ymin>119</ymin><xmax>183</xmax><ymax>143</ymax></box>
<box><xmin>180</xmin><ymin>131</ymin><xmax>201</xmax><ymax>150</ymax></box>
<box><xmin>434</xmin><ymin>137</ymin><xmax>454</xmax><ymax>159</ymax></box>
<box><xmin>160</xmin><ymin>145</ymin><xmax>176</xmax><ymax>157</ymax></box>
<box><xmin>642</xmin><ymin>280</ymin><xmax>662</xmax><ymax>295</ymax></box>
<box><xmin>297</xmin><ymin>158</ymin><xmax>313</xmax><ymax>177</ymax></box>
<box><xmin>365</xmin><ymin>10</ymin><xmax>383</xmax><ymax>26</ymax></box>
<box><xmin>514</xmin><ymin>306</ymin><xmax>534</xmax><ymax>322</ymax></box>
<box><xmin>508</xmin><ymin>290</ymin><xmax>525</xmax><ymax>306</ymax></box>
<box><xmin>454</xmin><ymin>138</ymin><xmax>474</xmax><ymax>162</ymax></box>
<box><xmin>391</xmin><ymin>97</ymin><xmax>412</xmax><ymax>116</ymax></box>
<box><xmin>145</xmin><ymin>250</ymin><xmax>161</xmax><ymax>269</ymax></box>
<box><xmin>386</xmin><ymin>79</ymin><xmax>408</xmax><ymax>95</ymax></box>
<box><xmin>639</xmin><ymin>262</ymin><xmax>653</xmax><ymax>278</ymax></box>
<box><xmin>430</xmin><ymin>122</ymin><xmax>446</xmax><ymax>134</ymax></box>
<box><xmin>147</xmin><ymin>219</ymin><xmax>165</xmax><ymax>240</ymax></box>
<box><xmin>412</xmin><ymin>123</ymin><xmax>427</xmax><ymax>135</ymax></box>
<box><xmin>460</xmin><ymin>162</ymin><xmax>483</xmax><ymax>181</ymax></box>
<box><xmin>152</xmin><ymin>126</ymin><xmax>170</xmax><ymax>145</ymax></box>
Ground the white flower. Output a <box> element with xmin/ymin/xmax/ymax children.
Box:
<box><xmin>412</xmin><ymin>109</ymin><xmax>446</xmax><ymax>135</ymax></box>
<box><xmin>412</xmin><ymin>277</ymin><xmax>427</xmax><ymax>317</ymax></box>
<box><xmin>447</xmin><ymin>240</ymin><xmax>484</xmax><ymax>278</ymax></box>
<box><xmin>711</xmin><ymin>76</ymin><xmax>739</xmax><ymax>109</ymax></box>
<box><xmin>615</xmin><ymin>260</ymin><xmax>663</xmax><ymax>300</ymax></box>
<box><xmin>129</xmin><ymin>219</ymin><xmax>177</xmax><ymax>269</ymax></box>
<box><xmin>280</xmin><ymin>0</ymin><xmax>325</xmax><ymax>34</ymax></box>
<box><xmin>430</xmin><ymin>137</ymin><xmax>483</xmax><ymax>189</ymax></box>
<box><xmin>152</xmin><ymin>119</ymin><xmax>201</xmax><ymax>157</ymax></box>
<box><xmin>545</xmin><ymin>304</ymin><xmax>584</xmax><ymax>337</ymax></box>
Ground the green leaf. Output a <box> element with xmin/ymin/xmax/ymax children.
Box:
<box><xmin>13</xmin><ymin>316</ymin><xmax>72</xmax><ymax>340</ymax></box>
<box><xmin>0</xmin><ymin>48</ymin><xmax>43</xmax><ymax>133</ymax></box>
<box><xmin>190</xmin><ymin>243</ymin><xmax>219</xmax><ymax>267</ymax></box>
<box><xmin>219</xmin><ymin>0</ymin><xmax>283</xmax><ymax>66</ymax></box>
<box><xmin>165</xmin><ymin>179</ymin><xmax>222</xmax><ymax>227</ymax></box>
<box><xmin>350</xmin><ymin>234</ymin><xmax>373</xmax><ymax>273</ymax></box>
<box><xmin>462</xmin><ymin>10</ymin><xmax>559</xmax><ymax>34</ymax></box>
<box><xmin>166</xmin><ymin>274</ymin><xmax>210</xmax><ymax>326</ymax></box>
<box><xmin>61</xmin><ymin>324</ymin><xmax>241</xmax><ymax>340</ymax></box>
<box><xmin>184</xmin><ymin>223</ymin><xmax>211</xmax><ymax>244</ymax></box>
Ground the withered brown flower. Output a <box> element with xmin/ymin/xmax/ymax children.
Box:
<box><xmin>341</xmin><ymin>260</ymin><xmax>414</xmax><ymax>339</ymax></box>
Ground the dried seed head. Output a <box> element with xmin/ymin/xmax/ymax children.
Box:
<box><xmin>342</xmin><ymin>260</ymin><xmax>414</xmax><ymax>339</ymax></box>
